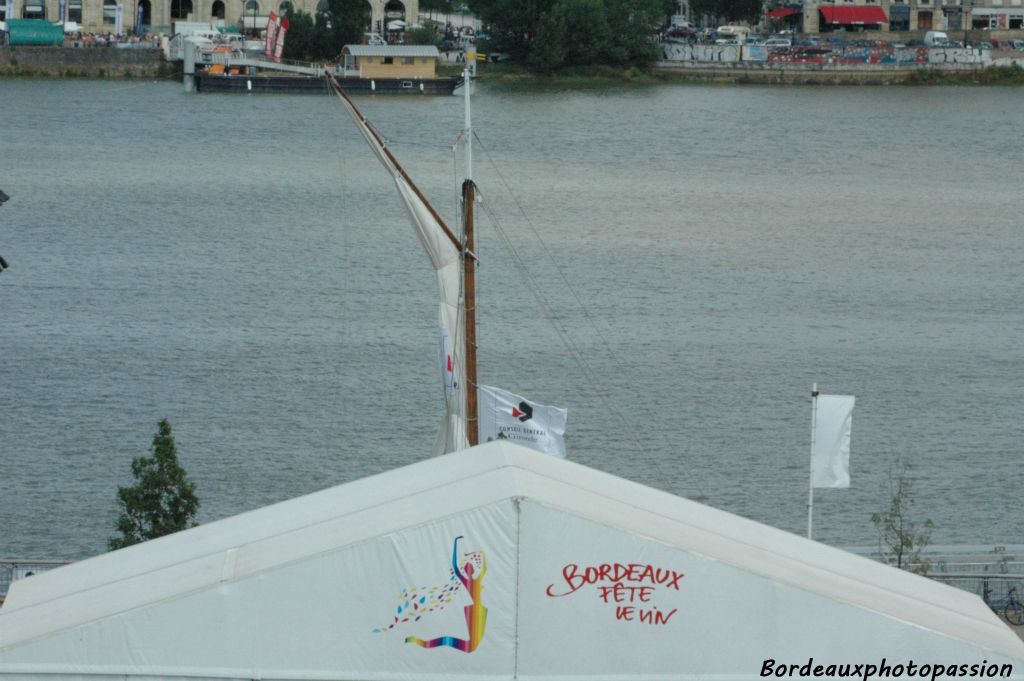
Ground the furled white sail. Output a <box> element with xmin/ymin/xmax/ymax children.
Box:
<box><xmin>331</xmin><ymin>81</ymin><xmax>468</xmax><ymax>454</ymax></box>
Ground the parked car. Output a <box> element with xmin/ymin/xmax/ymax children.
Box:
<box><xmin>761</xmin><ymin>37</ymin><xmax>792</xmax><ymax>47</ymax></box>
<box><xmin>1011</xmin><ymin>39</ymin><xmax>1024</xmax><ymax>50</ymax></box>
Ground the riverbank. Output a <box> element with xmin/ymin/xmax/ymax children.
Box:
<box><xmin>650</xmin><ymin>60</ymin><xmax>1024</xmax><ymax>86</ymax></box>
<box><xmin>475</xmin><ymin>61</ymin><xmax>1024</xmax><ymax>88</ymax></box>
<box><xmin>0</xmin><ymin>46</ymin><xmax>174</xmax><ymax>78</ymax></box>
<box><xmin>3</xmin><ymin>48</ymin><xmax>1023</xmax><ymax>86</ymax></box>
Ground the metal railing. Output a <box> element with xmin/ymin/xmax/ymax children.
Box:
<box><xmin>0</xmin><ymin>559</ymin><xmax>72</xmax><ymax>597</ymax></box>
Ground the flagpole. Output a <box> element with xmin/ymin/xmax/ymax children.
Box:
<box><xmin>462</xmin><ymin>63</ymin><xmax>479</xmax><ymax>447</ymax></box>
<box><xmin>807</xmin><ymin>383</ymin><xmax>818</xmax><ymax>540</ymax></box>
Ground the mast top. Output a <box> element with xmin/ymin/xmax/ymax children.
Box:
<box><xmin>463</xmin><ymin>65</ymin><xmax>472</xmax><ymax>183</ymax></box>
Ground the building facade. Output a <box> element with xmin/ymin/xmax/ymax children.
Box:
<box><xmin>0</xmin><ymin>0</ymin><xmax>419</xmax><ymax>37</ymax></box>
<box><xmin>802</xmin><ymin>0</ymin><xmax>1023</xmax><ymax>33</ymax></box>
<box><xmin>683</xmin><ymin>0</ymin><xmax>1023</xmax><ymax>33</ymax></box>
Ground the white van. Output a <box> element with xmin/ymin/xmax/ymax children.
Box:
<box><xmin>716</xmin><ymin>25</ymin><xmax>752</xmax><ymax>43</ymax></box>
<box><xmin>925</xmin><ymin>31</ymin><xmax>950</xmax><ymax>47</ymax></box>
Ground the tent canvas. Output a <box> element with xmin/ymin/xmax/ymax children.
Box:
<box><xmin>3</xmin><ymin>19</ymin><xmax>63</xmax><ymax>45</ymax></box>
<box><xmin>1</xmin><ymin>441</ymin><xmax>1022</xmax><ymax>680</ymax></box>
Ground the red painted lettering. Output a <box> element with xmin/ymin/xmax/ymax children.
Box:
<box><xmin>615</xmin><ymin>606</ymin><xmax>635</xmax><ymax>621</ymax></box>
<box><xmin>545</xmin><ymin>563</ymin><xmax>585</xmax><ymax>597</ymax></box>
<box><xmin>654</xmin><ymin>608</ymin><xmax>678</xmax><ymax>625</ymax></box>
<box><xmin>665</xmin><ymin>571</ymin><xmax>684</xmax><ymax>590</ymax></box>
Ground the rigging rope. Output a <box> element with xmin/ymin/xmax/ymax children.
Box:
<box><xmin>472</xmin><ymin>133</ymin><xmax>709</xmax><ymax>503</ymax></box>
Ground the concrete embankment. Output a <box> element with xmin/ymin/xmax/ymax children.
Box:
<box><xmin>0</xmin><ymin>46</ymin><xmax>172</xmax><ymax>78</ymax></box>
<box><xmin>653</xmin><ymin>60</ymin><xmax>985</xmax><ymax>85</ymax></box>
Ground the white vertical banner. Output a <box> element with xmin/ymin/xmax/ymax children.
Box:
<box><xmin>3</xmin><ymin>0</ymin><xmax>13</xmax><ymax>21</ymax></box>
<box><xmin>273</xmin><ymin>15</ymin><xmax>288</xmax><ymax>62</ymax></box>
<box><xmin>264</xmin><ymin>11</ymin><xmax>278</xmax><ymax>60</ymax></box>
<box><xmin>810</xmin><ymin>394</ymin><xmax>855</xmax><ymax>489</ymax></box>
<box><xmin>114</xmin><ymin>2</ymin><xmax>124</xmax><ymax>34</ymax></box>
<box><xmin>478</xmin><ymin>385</ymin><xmax>567</xmax><ymax>458</ymax></box>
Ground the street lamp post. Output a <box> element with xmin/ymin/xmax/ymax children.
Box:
<box><xmin>963</xmin><ymin>0</ymin><xmax>970</xmax><ymax>47</ymax></box>
<box><xmin>245</xmin><ymin>0</ymin><xmax>256</xmax><ymax>37</ymax></box>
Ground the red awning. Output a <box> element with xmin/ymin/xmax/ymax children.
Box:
<box><xmin>819</xmin><ymin>5</ymin><xmax>888</xmax><ymax>24</ymax></box>
<box><xmin>766</xmin><ymin>8</ymin><xmax>801</xmax><ymax>18</ymax></box>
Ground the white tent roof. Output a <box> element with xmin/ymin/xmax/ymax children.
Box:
<box><xmin>2</xmin><ymin>441</ymin><xmax>1022</xmax><ymax>680</ymax></box>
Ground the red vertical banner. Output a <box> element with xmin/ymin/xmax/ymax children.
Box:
<box><xmin>264</xmin><ymin>11</ymin><xmax>278</xmax><ymax>60</ymax></box>
<box><xmin>273</xmin><ymin>16</ymin><xmax>288</xmax><ymax>63</ymax></box>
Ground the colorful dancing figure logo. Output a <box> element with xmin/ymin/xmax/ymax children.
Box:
<box><xmin>373</xmin><ymin>536</ymin><xmax>488</xmax><ymax>653</ymax></box>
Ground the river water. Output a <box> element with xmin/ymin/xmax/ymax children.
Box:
<box><xmin>0</xmin><ymin>79</ymin><xmax>1021</xmax><ymax>560</ymax></box>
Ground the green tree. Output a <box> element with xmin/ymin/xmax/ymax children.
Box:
<box><xmin>316</xmin><ymin>0</ymin><xmax>371</xmax><ymax>57</ymax></box>
<box><xmin>871</xmin><ymin>462</ymin><xmax>934</xmax><ymax>575</ymax></box>
<box><xmin>528</xmin><ymin>4</ymin><xmax>569</xmax><ymax>70</ymax></box>
<box><xmin>282</xmin><ymin>8</ymin><xmax>319</xmax><ymax>60</ymax></box>
<box><xmin>482</xmin><ymin>0</ymin><xmax>661</xmax><ymax>71</ymax></box>
<box><xmin>689</xmin><ymin>0</ymin><xmax>761</xmax><ymax>25</ymax></box>
<box><xmin>603</xmin><ymin>0</ymin><xmax>663</xmax><ymax>65</ymax></box>
<box><xmin>109</xmin><ymin>419</ymin><xmax>200</xmax><ymax>551</ymax></box>
<box><xmin>405</xmin><ymin>25</ymin><xmax>440</xmax><ymax>45</ymax></box>
<box><xmin>471</xmin><ymin>0</ymin><xmax>558</xmax><ymax>62</ymax></box>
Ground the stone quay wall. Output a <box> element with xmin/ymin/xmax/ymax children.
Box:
<box><xmin>653</xmin><ymin>60</ymin><xmax>979</xmax><ymax>84</ymax></box>
<box><xmin>0</xmin><ymin>46</ymin><xmax>171</xmax><ymax>78</ymax></box>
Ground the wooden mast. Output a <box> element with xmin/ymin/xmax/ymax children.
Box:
<box><xmin>462</xmin><ymin>67</ymin><xmax>479</xmax><ymax>447</ymax></box>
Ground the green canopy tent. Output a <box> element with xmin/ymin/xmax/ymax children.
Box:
<box><xmin>4</xmin><ymin>19</ymin><xmax>64</xmax><ymax>45</ymax></box>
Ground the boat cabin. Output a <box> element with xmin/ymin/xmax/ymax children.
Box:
<box><xmin>340</xmin><ymin>44</ymin><xmax>440</xmax><ymax>79</ymax></box>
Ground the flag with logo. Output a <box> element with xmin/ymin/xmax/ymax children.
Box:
<box><xmin>810</xmin><ymin>394</ymin><xmax>855</xmax><ymax>488</ymax></box>
<box><xmin>479</xmin><ymin>385</ymin><xmax>568</xmax><ymax>458</ymax></box>
<box><xmin>114</xmin><ymin>2</ymin><xmax>124</xmax><ymax>35</ymax></box>
<box><xmin>135</xmin><ymin>3</ymin><xmax>144</xmax><ymax>35</ymax></box>
<box><xmin>264</xmin><ymin>11</ymin><xmax>278</xmax><ymax>60</ymax></box>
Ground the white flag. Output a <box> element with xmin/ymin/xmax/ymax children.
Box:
<box><xmin>811</xmin><ymin>394</ymin><xmax>855</xmax><ymax>489</ymax></box>
<box><xmin>114</xmin><ymin>3</ymin><xmax>124</xmax><ymax>35</ymax></box>
<box><xmin>479</xmin><ymin>385</ymin><xmax>567</xmax><ymax>458</ymax></box>
<box><xmin>4</xmin><ymin>0</ymin><xmax>13</xmax><ymax>22</ymax></box>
